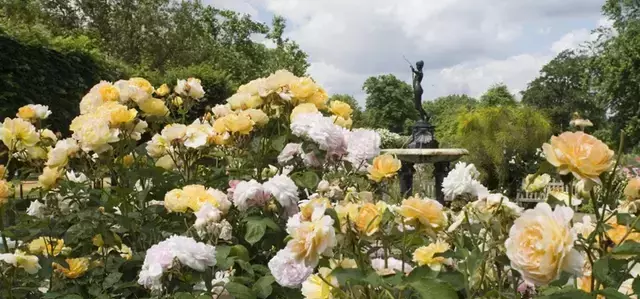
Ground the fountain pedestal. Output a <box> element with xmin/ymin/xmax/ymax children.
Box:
<box><xmin>383</xmin><ymin>148</ymin><xmax>468</xmax><ymax>203</ymax></box>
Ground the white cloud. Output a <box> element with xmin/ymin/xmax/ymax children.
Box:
<box><xmin>433</xmin><ymin>54</ymin><xmax>553</xmax><ymax>98</ymax></box>
<box><xmin>204</xmin><ymin>0</ymin><xmax>605</xmax><ymax>105</ymax></box>
<box><xmin>551</xmin><ymin>29</ymin><xmax>592</xmax><ymax>54</ymax></box>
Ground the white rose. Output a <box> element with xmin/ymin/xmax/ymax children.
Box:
<box><xmin>232</xmin><ymin>180</ymin><xmax>270</xmax><ymax>211</ymax></box>
<box><xmin>277</xmin><ymin>143</ymin><xmax>303</xmax><ymax>164</ymax></box>
<box><xmin>505</xmin><ymin>203</ymin><xmax>583</xmax><ymax>285</ymax></box>
<box><xmin>26</xmin><ymin>200</ymin><xmax>46</xmax><ymax>218</ymax></box>
<box><xmin>268</xmin><ymin>248</ymin><xmax>314</xmax><ymax>288</ymax></box>
<box><xmin>263</xmin><ymin>174</ymin><xmax>299</xmax><ymax>210</ymax></box>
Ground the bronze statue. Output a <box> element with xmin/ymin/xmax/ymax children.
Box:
<box><xmin>410</xmin><ymin>60</ymin><xmax>429</xmax><ymax>122</ymax></box>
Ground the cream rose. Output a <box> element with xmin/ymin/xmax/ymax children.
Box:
<box><xmin>542</xmin><ymin>131</ymin><xmax>614</xmax><ymax>184</ymax></box>
<box><xmin>505</xmin><ymin>203</ymin><xmax>583</xmax><ymax>285</ymax></box>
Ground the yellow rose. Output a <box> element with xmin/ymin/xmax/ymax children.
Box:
<box><xmin>98</xmin><ymin>84</ymin><xmax>120</xmax><ymax>103</ymax></box>
<box><xmin>290</xmin><ymin>103</ymin><xmax>318</xmax><ymax>121</ymax></box>
<box><xmin>335</xmin><ymin>202</ymin><xmax>360</xmax><ymax>232</ymax></box>
<box><xmin>300</xmin><ymin>197</ymin><xmax>331</xmax><ymax>221</ymax></box>
<box><xmin>412</xmin><ymin>241</ymin><xmax>451</xmax><ymax>271</ymax></box>
<box><xmin>210</xmin><ymin>132</ymin><xmax>231</xmax><ymax>145</ymax></box>
<box><xmin>164</xmin><ymin>185</ymin><xmax>230</xmax><ymax>213</ymax></box>
<box><xmin>29</xmin><ymin>237</ymin><xmax>66</xmax><ymax>257</ymax></box>
<box><xmin>505</xmin><ymin>203</ymin><xmax>583</xmax><ymax>285</ymax></box>
<box><xmin>155</xmin><ymin>155</ymin><xmax>176</xmax><ymax>170</ymax></box>
<box><xmin>328</xmin><ymin>100</ymin><xmax>353</xmax><ymax>119</ymax></box>
<box><xmin>307</xmin><ymin>88</ymin><xmax>328</xmax><ymax>109</ymax></box>
<box><xmin>522</xmin><ymin>173</ymin><xmax>551</xmax><ymax>193</ymax></box>
<box><xmin>542</xmin><ymin>131</ymin><xmax>614</xmax><ymax>184</ymax></box>
<box><xmin>355</xmin><ymin>203</ymin><xmax>384</xmax><ymax>236</ymax></box>
<box><xmin>38</xmin><ymin>166</ymin><xmax>63</xmax><ymax>190</ymax></box>
<box><xmin>301</xmin><ymin>267</ymin><xmax>337</xmax><ymax>299</ymax></box>
<box><xmin>17</xmin><ymin>106</ymin><xmax>36</xmax><ymax>119</ymax></box>
<box><xmin>155</xmin><ymin>83</ymin><xmax>171</xmax><ymax>97</ymax></box>
<box><xmin>13</xmin><ymin>250</ymin><xmax>41</xmax><ymax>274</ymax></box>
<box><xmin>223</xmin><ymin>114</ymin><xmax>254</xmax><ymax>135</ymax></box>
<box><xmin>129</xmin><ymin>77</ymin><xmax>154</xmax><ymax>94</ymax></box>
<box><xmin>240</xmin><ymin>109</ymin><xmax>269</xmax><ymax>126</ymax></box>
<box><xmin>397</xmin><ymin>195</ymin><xmax>447</xmax><ymax>230</ymax></box>
<box><xmin>53</xmin><ymin>257</ymin><xmax>89</xmax><ymax>279</ymax></box>
<box><xmin>227</xmin><ymin>93</ymin><xmax>263</xmax><ymax>110</ymax></box>
<box><xmin>607</xmin><ymin>219</ymin><xmax>640</xmax><ymax>245</ymax></box>
<box><xmin>331</xmin><ymin>115</ymin><xmax>352</xmax><ymax>129</ymax></box>
<box><xmin>138</xmin><ymin>98</ymin><xmax>169</xmax><ymax>116</ymax></box>
<box><xmin>0</xmin><ymin>179</ymin><xmax>14</xmax><ymax>206</ymax></box>
<box><xmin>172</xmin><ymin>96</ymin><xmax>184</xmax><ymax>107</ymax></box>
<box><xmin>290</xmin><ymin>77</ymin><xmax>319</xmax><ymax>99</ymax></box>
<box><xmin>122</xmin><ymin>154</ymin><xmax>135</xmax><ymax>167</ymax></box>
<box><xmin>287</xmin><ymin>208</ymin><xmax>336</xmax><ymax>265</ymax></box>
<box><xmin>367</xmin><ymin>154</ymin><xmax>401</xmax><ymax>182</ymax></box>
<box><xmin>624</xmin><ymin>177</ymin><xmax>640</xmax><ymax>200</ymax></box>
<box><xmin>0</xmin><ymin>117</ymin><xmax>40</xmax><ymax>150</ymax></box>
<box><xmin>164</xmin><ymin>188</ymin><xmax>189</xmax><ymax>212</ymax></box>
<box><xmin>98</xmin><ymin>102</ymin><xmax>137</xmax><ymax>126</ymax></box>
<box><xmin>329</xmin><ymin>258</ymin><xmax>358</xmax><ymax>269</ymax></box>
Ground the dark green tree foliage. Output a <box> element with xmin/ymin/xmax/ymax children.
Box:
<box><xmin>479</xmin><ymin>84</ymin><xmax>516</xmax><ymax>107</ymax></box>
<box><xmin>162</xmin><ymin>64</ymin><xmax>234</xmax><ymax>117</ymax></box>
<box><xmin>362</xmin><ymin>74</ymin><xmax>418</xmax><ymax>134</ymax></box>
<box><xmin>594</xmin><ymin>0</ymin><xmax>640</xmax><ymax>149</ymax></box>
<box><xmin>423</xmin><ymin>94</ymin><xmax>477</xmax><ymax>147</ymax></box>
<box><xmin>328</xmin><ymin>94</ymin><xmax>364</xmax><ymax>127</ymax></box>
<box><xmin>0</xmin><ymin>35</ymin><xmax>124</xmax><ymax>134</ymax></box>
<box><xmin>522</xmin><ymin>50</ymin><xmax>605</xmax><ymax>134</ymax></box>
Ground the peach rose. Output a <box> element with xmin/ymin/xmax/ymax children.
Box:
<box><xmin>542</xmin><ymin>131</ymin><xmax>614</xmax><ymax>184</ymax></box>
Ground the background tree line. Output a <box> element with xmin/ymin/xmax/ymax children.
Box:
<box><xmin>0</xmin><ymin>0</ymin><xmax>308</xmax><ymax>134</ymax></box>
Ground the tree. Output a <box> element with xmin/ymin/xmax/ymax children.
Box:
<box><xmin>362</xmin><ymin>74</ymin><xmax>418</xmax><ymax>134</ymax></box>
<box><xmin>452</xmin><ymin>105</ymin><xmax>552</xmax><ymax>193</ymax></box>
<box><xmin>328</xmin><ymin>94</ymin><xmax>364</xmax><ymax>127</ymax></box>
<box><xmin>479</xmin><ymin>84</ymin><xmax>516</xmax><ymax>107</ymax></box>
<box><xmin>423</xmin><ymin>94</ymin><xmax>477</xmax><ymax>147</ymax></box>
<box><xmin>522</xmin><ymin>50</ymin><xmax>605</xmax><ymax>133</ymax></box>
<box><xmin>1</xmin><ymin>0</ymin><xmax>309</xmax><ymax>84</ymax></box>
<box><xmin>594</xmin><ymin>0</ymin><xmax>640</xmax><ymax>149</ymax></box>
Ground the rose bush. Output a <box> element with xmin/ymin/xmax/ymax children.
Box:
<box><xmin>0</xmin><ymin>70</ymin><xmax>638</xmax><ymax>299</ymax></box>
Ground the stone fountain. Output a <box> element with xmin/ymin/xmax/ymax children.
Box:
<box><xmin>385</xmin><ymin>59</ymin><xmax>468</xmax><ymax>204</ymax></box>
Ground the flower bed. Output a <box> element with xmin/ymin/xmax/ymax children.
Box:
<box><xmin>0</xmin><ymin>71</ymin><xmax>638</xmax><ymax>298</ymax></box>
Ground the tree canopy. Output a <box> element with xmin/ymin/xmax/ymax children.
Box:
<box><xmin>362</xmin><ymin>74</ymin><xmax>418</xmax><ymax>134</ymax></box>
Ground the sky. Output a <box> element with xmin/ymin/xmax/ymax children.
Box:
<box><xmin>204</xmin><ymin>0</ymin><xmax>609</xmax><ymax>106</ymax></box>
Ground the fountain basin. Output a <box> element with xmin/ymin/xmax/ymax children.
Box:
<box><xmin>381</xmin><ymin>148</ymin><xmax>469</xmax><ymax>164</ymax></box>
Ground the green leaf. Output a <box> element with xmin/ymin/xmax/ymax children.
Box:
<box><xmin>537</xmin><ymin>287</ymin><xmax>591</xmax><ymax>299</ymax></box>
<box><xmin>253</xmin><ymin>275</ymin><xmax>275</xmax><ymax>298</ymax></box>
<box><xmin>173</xmin><ymin>293</ymin><xmax>195</xmax><ymax>299</ymax></box>
<box><xmin>291</xmin><ymin>171</ymin><xmax>320</xmax><ymax>190</ymax></box>
<box><xmin>408</xmin><ymin>278</ymin><xmax>458</xmax><ymax>299</ymax></box>
<box><xmin>216</xmin><ymin>245</ymin><xmax>233</xmax><ymax>268</ymax></box>
<box><xmin>633</xmin><ymin>276</ymin><xmax>640</xmax><ymax>297</ymax></box>
<box><xmin>437</xmin><ymin>271</ymin><xmax>465</xmax><ymax>290</ymax></box>
<box><xmin>226</xmin><ymin>282</ymin><xmax>257</xmax><ymax>299</ymax></box>
<box><xmin>270</xmin><ymin>135</ymin><xmax>287</xmax><ymax>152</ymax></box>
<box><xmin>332</xmin><ymin>268</ymin><xmax>365</xmax><ymax>286</ymax></box>
<box><xmin>60</xmin><ymin>295</ymin><xmax>84</xmax><ymax>299</ymax></box>
<box><xmin>613</xmin><ymin>241</ymin><xmax>640</xmax><ymax>255</ymax></box>
<box><xmin>102</xmin><ymin>271</ymin><xmax>123</xmax><ymax>289</ymax></box>
<box><xmin>406</xmin><ymin>266</ymin><xmax>438</xmax><ymax>283</ymax></box>
<box><xmin>244</xmin><ymin>219</ymin><xmax>267</xmax><ymax>245</ymax></box>
<box><xmin>230</xmin><ymin>245</ymin><xmax>251</xmax><ymax>262</ymax></box>
<box><xmin>598</xmin><ymin>288</ymin><xmax>630</xmax><ymax>299</ymax></box>
<box><xmin>593</xmin><ymin>257</ymin><xmax>610</xmax><ymax>286</ymax></box>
